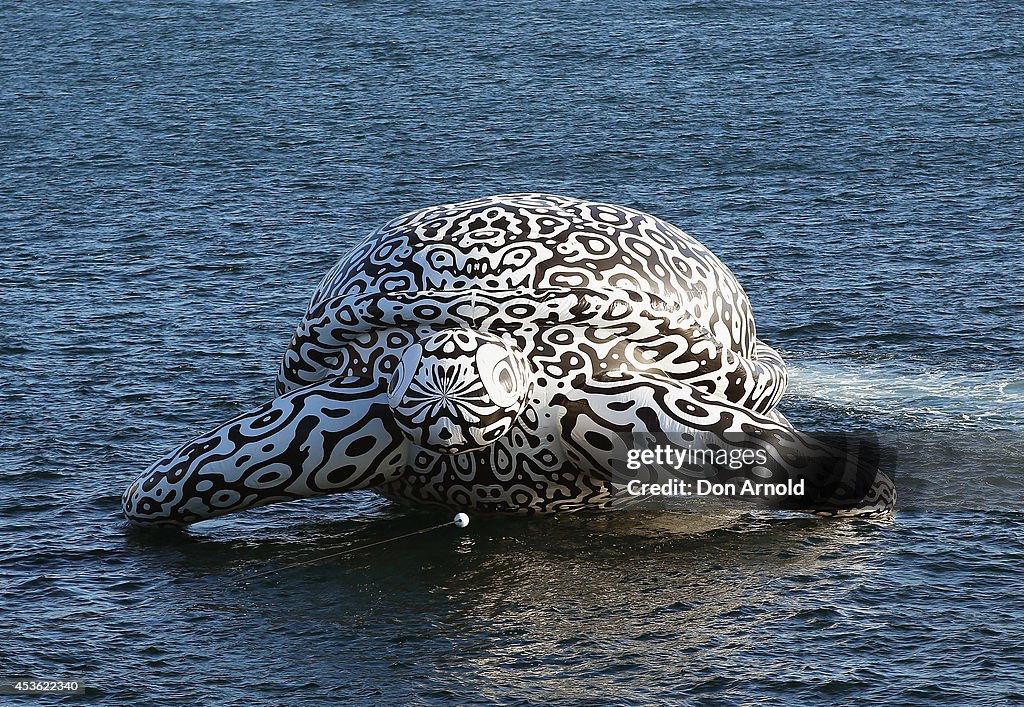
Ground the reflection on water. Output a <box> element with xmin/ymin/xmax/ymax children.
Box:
<box><xmin>116</xmin><ymin>504</ymin><xmax>900</xmax><ymax>702</ymax></box>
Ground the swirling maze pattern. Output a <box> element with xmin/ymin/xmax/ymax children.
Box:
<box><xmin>123</xmin><ymin>378</ymin><xmax>406</xmax><ymax>525</ymax></box>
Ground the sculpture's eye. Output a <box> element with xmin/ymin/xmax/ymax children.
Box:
<box><xmin>477</xmin><ymin>342</ymin><xmax>523</xmax><ymax>408</ymax></box>
<box><xmin>387</xmin><ymin>364</ymin><xmax>403</xmax><ymax>397</ymax></box>
<box><xmin>498</xmin><ymin>367</ymin><xmax>515</xmax><ymax>394</ymax></box>
<box><xmin>427</xmin><ymin>248</ymin><xmax>457</xmax><ymax>270</ymax></box>
<box><xmin>388</xmin><ymin>344</ymin><xmax>422</xmax><ymax>404</ymax></box>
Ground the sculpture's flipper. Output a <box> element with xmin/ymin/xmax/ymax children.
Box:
<box><xmin>556</xmin><ymin>372</ymin><xmax>896</xmax><ymax>517</ymax></box>
<box><xmin>123</xmin><ymin>377</ymin><xmax>407</xmax><ymax>526</ymax></box>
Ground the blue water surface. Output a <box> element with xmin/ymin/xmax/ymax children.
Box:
<box><xmin>1</xmin><ymin>0</ymin><xmax>1023</xmax><ymax>704</ymax></box>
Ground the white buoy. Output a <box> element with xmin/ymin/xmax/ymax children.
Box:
<box><xmin>453</xmin><ymin>512</ymin><xmax>470</xmax><ymax>528</ymax></box>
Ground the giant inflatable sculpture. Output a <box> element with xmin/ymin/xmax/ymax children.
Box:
<box><xmin>123</xmin><ymin>194</ymin><xmax>895</xmax><ymax>526</ymax></box>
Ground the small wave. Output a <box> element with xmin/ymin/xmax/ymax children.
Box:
<box><xmin>786</xmin><ymin>361</ymin><xmax>1024</xmax><ymax>431</ymax></box>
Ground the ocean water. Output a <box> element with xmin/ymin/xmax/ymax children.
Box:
<box><xmin>2</xmin><ymin>0</ymin><xmax>1023</xmax><ymax>703</ymax></box>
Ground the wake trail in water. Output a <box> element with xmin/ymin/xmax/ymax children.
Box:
<box><xmin>785</xmin><ymin>361</ymin><xmax>1024</xmax><ymax>510</ymax></box>
<box><xmin>787</xmin><ymin>361</ymin><xmax>1024</xmax><ymax>433</ymax></box>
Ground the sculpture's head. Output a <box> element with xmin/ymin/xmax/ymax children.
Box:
<box><xmin>387</xmin><ymin>328</ymin><xmax>533</xmax><ymax>454</ymax></box>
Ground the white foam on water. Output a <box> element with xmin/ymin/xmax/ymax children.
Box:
<box><xmin>785</xmin><ymin>361</ymin><xmax>1024</xmax><ymax>431</ymax></box>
